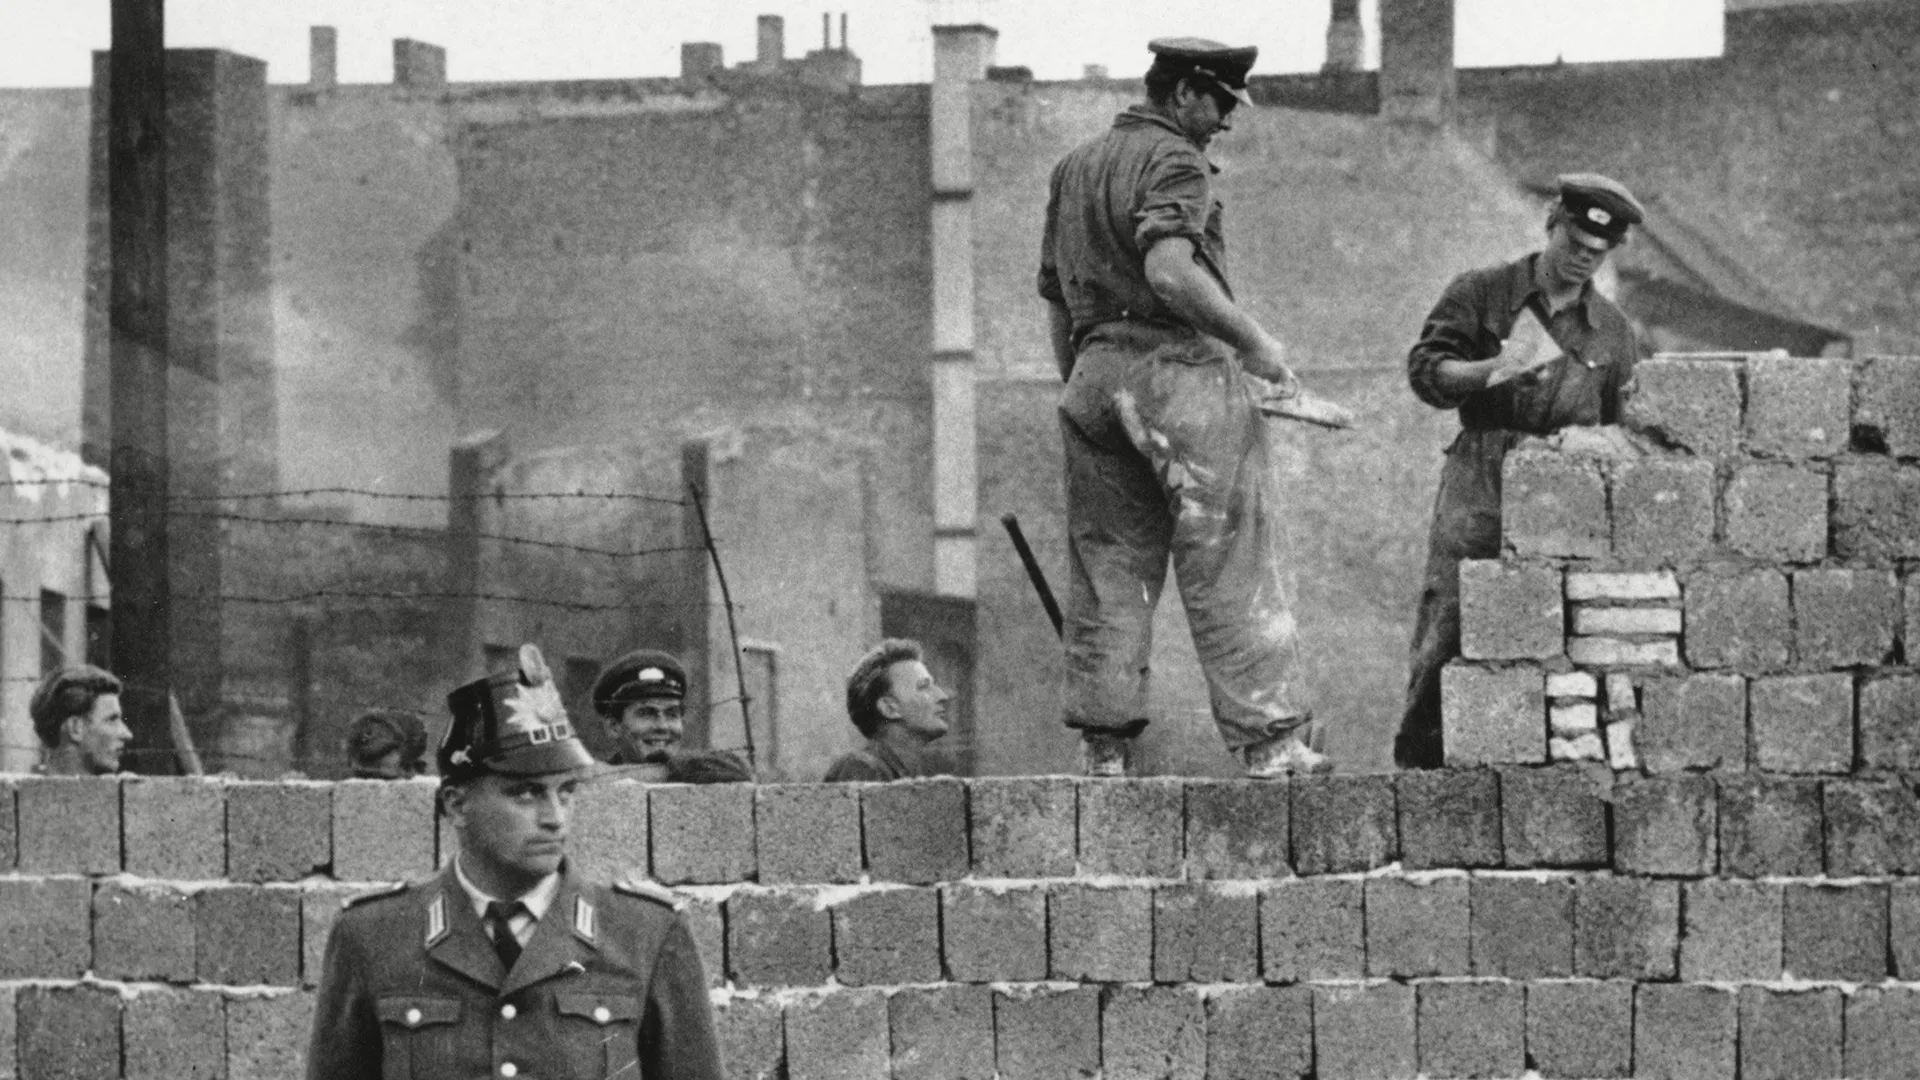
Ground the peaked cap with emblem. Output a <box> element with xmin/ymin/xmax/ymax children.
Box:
<box><xmin>1148</xmin><ymin>37</ymin><xmax>1258</xmax><ymax>107</ymax></box>
<box><xmin>440</xmin><ymin>643</ymin><xmax>594</xmax><ymax>779</ymax></box>
<box><xmin>1556</xmin><ymin>172</ymin><xmax>1644</xmax><ymax>244</ymax></box>
<box><xmin>591</xmin><ymin>648</ymin><xmax>688</xmax><ymax>718</ymax></box>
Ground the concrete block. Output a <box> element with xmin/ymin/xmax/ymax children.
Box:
<box><xmin>15</xmin><ymin>984</ymin><xmax>121</xmax><ymax>1080</ymax></box>
<box><xmin>1152</xmin><ymin>882</ymin><xmax>1257</xmax><ymax>983</ymax></box>
<box><xmin>1441</xmin><ymin>664</ymin><xmax>1544</xmax><ymax>765</ymax></box>
<box><xmin>1751</xmin><ymin>673</ymin><xmax>1853</xmax><ymax>773</ymax></box>
<box><xmin>1725</xmin><ymin>462</ymin><xmax>1829</xmax><ymax>562</ymax></box>
<box><xmin>1747</xmin><ymin>354</ymin><xmax>1852</xmax><ymax>458</ymax></box>
<box><xmin>1498</xmin><ymin>764</ymin><xmax>1610</xmax><ymax>868</ymax></box>
<box><xmin>1634</xmin><ymin>984</ymin><xmax>1736</xmax><ymax>1080</ymax></box>
<box><xmin>890</xmin><ymin>985</ymin><xmax>992</xmax><ymax>1080</ymax></box>
<box><xmin>1470</xmin><ymin>875</ymin><xmax>1574</xmax><ymax>978</ymax></box>
<box><xmin>1717</xmin><ymin>774</ymin><xmax>1823</xmax><ymax>877</ymax></box>
<box><xmin>650</xmin><ymin>782</ymin><xmax>755</xmax><ymax>884</ymax></box>
<box><xmin>568</xmin><ymin>777</ymin><xmax>649</xmax><ymax>884</ymax></box>
<box><xmin>93</xmin><ymin>880</ymin><xmax>196</xmax><ymax>982</ymax></box>
<box><xmin>1605</xmin><ymin>719</ymin><xmax>1640</xmax><ymax>770</ymax></box>
<box><xmin>1459</xmin><ymin>559</ymin><xmax>1564</xmax><ymax>659</ymax></box>
<box><xmin>1260</xmin><ymin>876</ymin><xmax>1364</xmax><ymax>981</ymax></box>
<box><xmin>1417</xmin><ymin>980</ymin><xmax>1524</xmax><ymax>1080</ymax></box>
<box><xmin>1683</xmin><ymin>569</ymin><xmax>1791</xmax><ymax>670</ymax></box>
<box><xmin>1682</xmin><ymin>879</ymin><xmax>1782</xmax><ymax>981</ymax></box>
<box><xmin>1833</xmin><ymin>461</ymin><xmax>1920</xmax><ymax>561</ymax></box>
<box><xmin>1638</xmin><ymin>674</ymin><xmax>1746</xmax><ymax>773</ymax></box>
<box><xmin>1893</xmin><ymin>880</ymin><xmax>1920</xmax><ymax>980</ymax></box>
<box><xmin>1571</xmin><ymin>605</ymin><xmax>1682</xmax><ymax>635</ymax></box>
<box><xmin>1313</xmin><ymin>982</ymin><xmax>1415</xmax><ymax>1080</ymax></box>
<box><xmin>1568</xmin><ymin>569</ymin><xmax>1679</xmax><ymax>601</ymax></box>
<box><xmin>1825</xmin><ymin>778</ymin><xmax>1920</xmax><ymax>876</ymax></box>
<box><xmin>1576</xmin><ymin>876</ymin><xmax>1679</xmax><ymax>979</ymax></box>
<box><xmin>196</xmin><ymin>885</ymin><xmax>300</xmax><ymax>985</ymax></box>
<box><xmin>17</xmin><ymin>775</ymin><xmax>120</xmax><ymax>875</ymax></box>
<box><xmin>1102</xmin><ymin>986</ymin><xmax>1205</xmax><ymax>1080</ymax></box>
<box><xmin>1612</xmin><ymin>457</ymin><xmax>1715</xmax><ymax>560</ymax></box>
<box><xmin>1551</xmin><ymin>733</ymin><xmax>1606</xmax><ymax>761</ymax></box>
<box><xmin>1845</xmin><ymin>986</ymin><xmax>1920</xmax><ymax>1080</ymax></box>
<box><xmin>941</xmin><ymin>882</ymin><xmax>1047</xmax><ymax>982</ymax></box>
<box><xmin>1503</xmin><ymin>450</ymin><xmax>1609</xmax><ymax>558</ymax></box>
<box><xmin>1204</xmin><ymin>985</ymin><xmax>1312</xmax><ymax>1080</ymax></box>
<box><xmin>1795</xmin><ymin>567</ymin><xmax>1901</xmax><ymax>667</ymax></box>
<box><xmin>1856</xmin><ymin>354</ymin><xmax>1920</xmax><ymax>457</ymax></box>
<box><xmin>786</xmin><ymin>990</ymin><xmax>888</xmax><ymax>1080</ymax></box>
<box><xmin>755</xmin><ymin>783</ymin><xmax>860</xmax><ymax>884</ymax></box>
<box><xmin>1613</xmin><ymin>774</ymin><xmax>1717</xmax><ymax>877</ymax></box>
<box><xmin>1078</xmin><ymin>776</ymin><xmax>1182</xmax><ymax>877</ymax></box>
<box><xmin>123</xmin><ymin>776</ymin><xmax>225</xmax><ymax>880</ymax></box>
<box><xmin>1862</xmin><ymin>674</ymin><xmax>1920</xmax><ymax>770</ymax></box>
<box><xmin>969</xmin><ymin>775</ymin><xmax>1076</xmax><ymax>878</ymax></box>
<box><xmin>124</xmin><ymin>987</ymin><xmax>225</xmax><ymax>1080</ymax></box>
<box><xmin>830</xmin><ymin>886</ymin><xmax>938</xmax><ymax>985</ymax></box>
<box><xmin>1290</xmin><ymin>773</ymin><xmax>1396</xmax><ymax>874</ymax></box>
<box><xmin>227</xmin><ymin>781</ymin><xmax>331</xmax><ymax>882</ymax></box>
<box><xmin>226</xmin><ymin>991</ymin><xmax>315</xmax><ymax>1080</ymax></box>
<box><xmin>1184</xmin><ymin>779</ymin><xmax>1289</xmax><ymax>879</ymax></box>
<box><xmin>1604</xmin><ymin>670</ymin><xmax>1638</xmax><ymax>720</ymax></box>
<box><xmin>0</xmin><ymin>777</ymin><xmax>13</xmax><ymax>872</ymax></box>
<box><xmin>0</xmin><ymin>876</ymin><xmax>90</xmax><ymax>979</ymax></box>
<box><xmin>1364</xmin><ymin>876</ymin><xmax>1468</xmax><ymax>978</ymax></box>
<box><xmin>331</xmin><ymin>778</ymin><xmax>436</xmax><ymax>882</ymax></box>
<box><xmin>1784</xmin><ymin>883</ymin><xmax>1888</xmax><ymax>982</ymax></box>
<box><xmin>992</xmin><ymin>986</ymin><xmax>1099</xmax><ymax>1080</ymax></box>
<box><xmin>1626</xmin><ymin>356</ymin><xmax>1743</xmax><ymax>456</ymax></box>
<box><xmin>1048</xmin><ymin>883</ymin><xmax>1152</xmax><ymax>982</ymax></box>
<box><xmin>714</xmin><ymin>994</ymin><xmax>786</xmax><ymax>1080</ymax></box>
<box><xmin>1739</xmin><ymin>987</ymin><xmax>1843</xmax><ymax>1080</ymax></box>
<box><xmin>862</xmin><ymin>777</ymin><xmax>968</xmax><ymax>883</ymax></box>
<box><xmin>1395</xmin><ymin>768</ymin><xmax>1500</xmax><ymax>870</ymax></box>
<box><xmin>1549</xmin><ymin>702</ymin><xmax>1599</xmax><ymax>735</ymax></box>
<box><xmin>725</xmin><ymin>888</ymin><xmax>830</xmax><ymax>987</ymax></box>
<box><xmin>1526</xmin><ymin>979</ymin><xmax>1632</xmax><ymax>1079</ymax></box>
<box><xmin>0</xmin><ymin>984</ymin><xmax>12</xmax><ymax>1079</ymax></box>
<box><xmin>1567</xmin><ymin>636</ymin><xmax>1681</xmax><ymax>667</ymax></box>
<box><xmin>1546</xmin><ymin>670</ymin><xmax>1597</xmax><ymax>698</ymax></box>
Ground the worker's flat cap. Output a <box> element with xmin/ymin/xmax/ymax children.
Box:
<box><xmin>1148</xmin><ymin>37</ymin><xmax>1258</xmax><ymax>106</ymax></box>
<box><xmin>1557</xmin><ymin>172</ymin><xmax>1645</xmax><ymax>243</ymax></box>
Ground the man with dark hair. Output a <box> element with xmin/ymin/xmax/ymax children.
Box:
<box><xmin>1037</xmin><ymin>36</ymin><xmax>1344</xmax><ymax>779</ymax></box>
<box><xmin>307</xmin><ymin>644</ymin><xmax>725</xmax><ymax>1080</ymax></box>
<box><xmin>344</xmin><ymin>709</ymin><xmax>429</xmax><ymax>779</ymax></box>
<box><xmin>1394</xmin><ymin>173</ymin><xmax>1647</xmax><ymax>769</ymax></box>
<box><xmin>591</xmin><ymin>648</ymin><xmax>751</xmax><ymax>782</ymax></box>
<box><xmin>30</xmin><ymin>664</ymin><xmax>131</xmax><ymax>776</ymax></box>
<box><xmin>824</xmin><ymin>638</ymin><xmax>950</xmax><ymax>782</ymax></box>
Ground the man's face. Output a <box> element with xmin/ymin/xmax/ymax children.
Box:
<box><xmin>1173</xmin><ymin>79</ymin><xmax>1235</xmax><ymax>150</ymax></box>
<box><xmin>447</xmin><ymin>771</ymin><xmax>578</xmax><ymax>884</ymax></box>
<box><xmin>609</xmin><ymin>698</ymin><xmax>684</xmax><ymax>764</ymax></box>
<box><xmin>1541</xmin><ymin>218</ymin><xmax>1613</xmax><ymax>291</ymax></box>
<box><xmin>880</xmin><ymin>660</ymin><xmax>950</xmax><ymax>742</ymax></box>
<box><xmin>70</xmin><ymin>692</ymin><xmax>131</xmax><ymax>774</ymax></box>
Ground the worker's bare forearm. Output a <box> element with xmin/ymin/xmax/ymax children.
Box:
<box><xmin>1143</xmin><ymin>240</ymin><xmax>1270</xmax><ymax>353</ymax></box>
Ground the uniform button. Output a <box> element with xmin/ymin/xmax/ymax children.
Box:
<box><xmin>405</xmin><ymin>1008</ymin><xmax>422</xmax><ymax>1027</ymax></box>
<box><xmin>500</xmin><ymin>1064</ymin><xmax>518</xmax><ymax>1078</ymax></box>
<box><xmin>500</xmin><ymin>1004</ymin><xmax>517</xmax><ymax>1020</ymax></box>
<box><xmin>593</xmin><ymin>1006</ymin><xmax>611</xmax><ymax>1024</ymax></box>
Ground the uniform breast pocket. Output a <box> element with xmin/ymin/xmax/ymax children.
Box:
<box><xmin>556</xmin><ymin>991</ymin><xmax>643</xmax><ymax>1078</ymax></box>
<box><xmin>376</xmin><ymin>996</ymin><xmax>462</xmax><ymax>1080</ymax></box>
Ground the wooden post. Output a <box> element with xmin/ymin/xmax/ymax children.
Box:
<box><xmin>107</xmin><ymin>0</ymin><xmax>173</xmax><ymax>770</ymax></box>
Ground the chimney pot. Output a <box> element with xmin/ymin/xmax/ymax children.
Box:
<box><xmin>393</xmin><ymin>38</ymin><xmax>447</xmax><ymax>88</ymax></box>
<box><xmin>757</xmin><ymin>14</ymin><xmax>785</xmax><ymax>67</ymax></box>
<box><xmin>1380</xmin><ymin>0</ymin><xmax>1454</xmax><ymax>124</ymax></box>
<box><xmin>310</xmin><ymin>26</ymin><xmax>338</xmax><ymax>89</ymax></box>
<box><xmin>682</xmin><ymin>42</ymin><xmax>725</xmax><ymax>78</ymax></box>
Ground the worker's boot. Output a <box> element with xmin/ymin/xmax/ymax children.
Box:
<box><xmin>1081</xmin><ymin>731</ymin><xmax>1135</xmax><ymax>777</ymax></box>
<box><xmin>1243</xmin><ymin>730</ymin><xmax>1332</xmax><ymax>779</ymax></box>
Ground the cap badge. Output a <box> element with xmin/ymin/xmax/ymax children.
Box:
<box><xmin>502</xmin><ymin>678</ymin><xmax>565</xmax><ymax>735</ymax></box>
<box><xmin>1588</xmin><ymin>207</ymin><xmax>1612</xmax><ymax>226</ymax></box>
<box><xmin>638</xmin><ymin>667</ymin><xmax>665</xmax><ymax>683</ymax></box>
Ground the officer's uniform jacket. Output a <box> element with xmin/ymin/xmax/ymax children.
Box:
<box><xmin>307</xmin><ymin>862</ymin><xmax>722</xmax><ymax>1080</ymax></box>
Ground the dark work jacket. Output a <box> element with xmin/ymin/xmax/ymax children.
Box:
<box><xmin>822</xmin><ymin>738</ymin><xmax>935</xmax><ymax>783</ymax></box>
<box><xmin>306</xmin><ymin>863</ymin><xmax>722</xmax><ymax>1080</ymax></box>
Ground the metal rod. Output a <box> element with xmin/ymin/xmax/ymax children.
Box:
<box><xmin>1000</xmin><ymin>513</ymin><xmax>1063</xmax><ymax>638</ymax></box>
<box><xmin>686</xmin><ymin>482</ymin><xmax>756</xmax><ymax>770</ymax></box>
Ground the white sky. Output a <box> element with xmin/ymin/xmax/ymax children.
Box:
<box><xmin>4</xmin><ymin>0</ymin><xmax>1723</xmax><ymax>89</ymax></box>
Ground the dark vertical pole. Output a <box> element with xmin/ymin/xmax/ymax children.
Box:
<box><xmin>107</xmin><ymin>0</ymin><xmax>173</xmax><ymax>770</ymax></box>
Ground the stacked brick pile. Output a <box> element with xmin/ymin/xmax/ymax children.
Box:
<box><xmin>2</xmin><ymin>765</ymin><xmax>1918</xmax><ymax>1078</ymax></box>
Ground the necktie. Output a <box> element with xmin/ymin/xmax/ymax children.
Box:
<box><xmin>485</xmin><ymin>900</ymin><xmax>527</xmax><ymax>972</ymax></box>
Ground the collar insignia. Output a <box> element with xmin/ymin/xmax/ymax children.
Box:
<box><xmin>425</xmin><ymin>893</ymin><xmax>449</xmax><ymax>947</ymax></box>
<box><xmin>573</xmin><ymin>895</ymin><xmax>597</xmax><ymax>943</ymax></box>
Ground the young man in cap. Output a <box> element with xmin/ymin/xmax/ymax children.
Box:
<box><xmin>1037</xmin><ymin>37</ymin><xmax>1340</xmax><ymax>778</ymax></box>
<box><xmin>30</xmin><ymin>664</ymin><xmax>132</xmax><ymax>776</ymax></box>
<box><xmin>591</xmin><ymin>648</ymin><xmax>751</xmax><ymax>782</ymax></box>
<box><xmin>1394</xmin><ymin>173</ymin><xmax>1647</xmax><ymax>769</ymax></box>
<box><xmin>344</xmin><ymin>708</ymin><xmax>429</xmax><ymax>779</ymax></box>
<box><xmin>824</xmin><ymin>638</ymin><xmax>952</xmax><ymax>782</ymax></box>
<box><xmin>307</xmin><ymin>644</ymin><xmax>724</xmax><ymax>1080</ymax></box>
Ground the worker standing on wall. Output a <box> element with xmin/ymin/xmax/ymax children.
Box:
<box><xmin>1394</xmin><ymin>173</ymin><xmax>1646</xmax><ymax>769</ymax></box>
<box><xmin>1037</xmin><ymin>37</ymin><xmax>1350</xmax><ymax>779</ymax></box>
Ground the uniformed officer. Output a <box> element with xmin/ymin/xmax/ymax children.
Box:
<box><xmin>1394</xmin><ymin>173</ymin><xmax>1646</xmax><ymax>769</ymax></box>
<box><xmin>592</xmin><ymin>648</ymin><xmax>751</xmax><ymax>783</ymax></box>
<box><xmin>306</xmin><ymin>644</ymin><xmax>724</xmax><ymax>1080</ymax></box>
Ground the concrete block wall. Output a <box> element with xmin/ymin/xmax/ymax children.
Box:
<box><xmin>3</xmin><ymin>771</ymin><xmax>1918</xmax><ymax>1077</ymax></box>
<box><xmin>1449</xmin><ymin>353</ymin><xmax>1920</xmax><ymax>775</ymax></box>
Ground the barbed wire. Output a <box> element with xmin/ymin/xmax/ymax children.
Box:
<box><xmin>0</xmin><ymin>589</ymin><xmax>719</xmax><ymax>613</ymax></box>
<box><xmin>0</xmin><ymin>478</ymin><xmax>686</xmax><ymax>506</ymax></box>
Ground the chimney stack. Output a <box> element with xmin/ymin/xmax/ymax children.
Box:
<box><xmin>1324</xmin><ymin>0</ymin><xmax>1364</xmax><ymax>72</ymax></box>
<box><xmin>310</xmin><ymin>26</ymin><xmax>338</xmax><ymax>89</ymax></box>
<box><xmin>840</xmin><ymin>13</ymin><xmax>849</xmax><ymax>50</ymax></box>
<box><xmin>393</xmin><ymin>38</ymin><xmax>447</xmax><ymax>88</ymax></box>
<box><xmin>757</xmin><ymin>15</ymin><xmax>785</xmax><ymax>68</ymax></box>
<box><xmin>682</xmin><ymin>42</ymin><xmax>724</xmax><ymax>78</ymax></box>
<box><xmin>1380</xmin><ymin>0</ymin><xmax>1454</xmax><ymax>125</ymax></box>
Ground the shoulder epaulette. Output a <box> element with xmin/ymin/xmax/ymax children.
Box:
<box><xmin>342</xmin><ymin>881</ymin><xmax>409</xmax><ymax>909</ymax></box>
<box><xmin>612</xmin><ymin>876</ymin><xmax>685</xmax><ymax>911</ymax></box>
